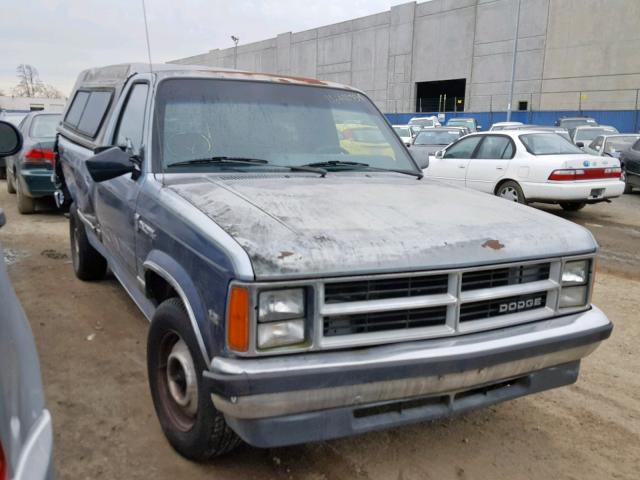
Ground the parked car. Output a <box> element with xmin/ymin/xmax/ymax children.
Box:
<box><xmin>446</xmin><ymin>117</ymin><xmax>481</xmax><ymax>132</ymax></box>
<box><xmin>426</xmin><ymin>130</ymin><xmax>624</xmax><ymax>210</ymax></box>
<box><xmin>408</xmin><ymin>127</ymin><xmax>464</xmax><ymax>168</ymax></box>
<box><xmin>56</xmin><ymin>64</ymin><xmax>612</xmax><ymax>460</ymax></box>
<box><xmin>555</xmin><ymin>116</ymin><xmax>598</xmax><ymax>130</ymax></box>
<box><xmin>571</xmin><ymin>125</ymin><xmax>619</xmax><ymax>148</ymax></box>
<box><xmin>583</xmin><ymin>134</ymin><xmax>640</xmax><ymax>158</ymax></box>
<box><xmin>0</xmin><ymin>120</ymin><xmax>54</xmax><ymax>480</ymax></box>
<box><xmin>392</xmin><ymin>125</ymin><xmax>412</xmax><ymax>147</ymax></box>
<box><xmin>5</xmin><ymin>112</ymin><xmax>62</xmax><ymax>214</ymax></box>
<box><xmin>490</xmin><ymin>121</ymin><xmax>523</xmax><ymax>131</ymax></box>
<box><xmin>408</xmin><ymin>115</ymin><xmax>440</xmax><ymax>128</ymax></box>
<box><xmin>619</xmin><ymin>137</ymin><xmax>640</xmax><ymax>193</ymax></box>
<box><xmin>501</xmin><ymin>124</ymin><xmax>572</xmax><ymax>142</ymax></box>
<box><xmin>0</xmin><ymin>112</ymin><xmax>29</xmax><ymax>179</ymax></box>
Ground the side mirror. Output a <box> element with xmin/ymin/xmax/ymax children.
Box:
<box><xmin>417</xmin><ymin>157</ymin><xmax>429</xmax><ymax>169</ymax></box>
<box><xmin>435</xmin><ymin>150</ymin><xmax>444</xmax><ymax>159</ymax></box>
<box><xmin>86</xmin><ymin>146</ymin><xmax>136</xmax><ymax>182</ymax></box>
<box><xmin>576</xmin><ymin>141</ymin><xmax>584</xmax><ymax>148</ymax></box>
<box><xmin>0</xmin><ymin>120</ymin><xmax>23</xmax><ymax>157</ymax></box>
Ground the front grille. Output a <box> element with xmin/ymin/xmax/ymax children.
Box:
<box><xmin>324</xmin><ymin>274</ymin><xmax>448</xmax><ymax>304</ymax></box>
<box><xmin>461</xmin><ymin>263</ymin><xmax>550</xmax><ymax>291</ymax></box>
<box><xmin>323</xmin><ymin>306</ymin><xmax>447</xmax><ymax>337</ymax></box>
<box><xmin>459</xmin><ymin>292</ymin><xmax>548</xmax><ymax>322</ymax></box>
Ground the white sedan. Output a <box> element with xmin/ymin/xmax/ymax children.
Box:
<box><xmin>425</xmin><ymin>130</ymin><xmax>625</xmax><ymax>211</ymax></box>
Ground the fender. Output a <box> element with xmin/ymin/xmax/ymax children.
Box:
<box><xmin>143</xmin><ymin>250</ymin><xmax>213</xmax><ymax>369</ymax></box>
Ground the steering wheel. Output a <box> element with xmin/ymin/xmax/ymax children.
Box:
<box><xmin>166</xmin><ymin>132</ymin><xmax>212</xmax><ymax>159</ymax></box>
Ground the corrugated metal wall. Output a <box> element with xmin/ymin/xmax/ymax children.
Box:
<box><xmin>385</xmin><ymin>111</ymin><xmax>640</xmax><ymax>133</ymax></box>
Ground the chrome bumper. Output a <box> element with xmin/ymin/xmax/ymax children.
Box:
<box><xmin>206</xmin><ymin>306</ymin><xmax>611</xmax><ymax>420</ymax></box>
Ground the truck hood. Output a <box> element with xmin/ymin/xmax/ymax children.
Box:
<box><xmin>167</xmin><ymin>173</ymin><xmax>596</xmax><ymax>280</ymax></box>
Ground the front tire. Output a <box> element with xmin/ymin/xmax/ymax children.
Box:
<box><xmin>559</xmin><ymin>202</ymin><xmax>586</xmax><ymax>211</ymax></box>
<box><xmin>69</xmin><ymin>203</ymin><xmax>107</xmax><ymax>280</ymax></box>
<box><xmin>496</xmin><ymin>181</ymin><xmax>527</xmax><ymax>204</ymax></box>
<box><xmin>6</xmin><ymin>168</ymin><xmax>16</xmax><ymax>194</ymax></box>
<box><xmin>147</xmin><ymin>298</ymin><xmax>241</xmax><ymax>461</ymax></box>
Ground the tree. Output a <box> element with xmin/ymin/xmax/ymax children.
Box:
<box><xmin>12</xmin><ymin>64</ymin><xmax>64</xmax><ymax>98</ymax></box>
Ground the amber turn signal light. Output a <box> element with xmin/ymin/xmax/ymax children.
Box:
<box><xmin>227</xmin><ymin>286</ymin><xmax>249</xmax><ymax>352</ymax></box>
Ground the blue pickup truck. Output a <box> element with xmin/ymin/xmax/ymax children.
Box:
<box><xmin>55</xmin><ymin>63</ymin><xmax>612</xmax><ymax>461</ymax></box>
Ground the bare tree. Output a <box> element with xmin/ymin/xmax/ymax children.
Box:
<box><xmin>12</xmin><ymin>64</ymin><xmax>64</xmax><ymax>98</ymax></box>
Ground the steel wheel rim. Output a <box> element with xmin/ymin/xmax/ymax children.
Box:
<box><xmin>499</xmin><ymin>186</ymin><xmax>519</xmax><ymax>202</ymax></box>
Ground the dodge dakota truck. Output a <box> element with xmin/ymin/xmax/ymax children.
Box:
<box><xmin>54</xmin><ymin>63</ymin><xmax>612</xmax><ymax>461</ymax></box>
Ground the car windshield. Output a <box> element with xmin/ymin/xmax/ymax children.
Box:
<box><xmin>156</xmin><ymin>79</ymin><xmax>415</xmax><ymax>172</ymax></box>
<box><xmin>603</xmin><ymin>136</ymin><xmax>640</xmax><ymax>155</ymax></box>
<box><xmin>393</xmin><ymin>126</ymin><xmax>410</xmax><ymax>137</ymax></box>
<box><xmin>520</xmin><ymin>133</ymin><xmax>584</xmax><ymax>155</ymax></box>
<box><xmin>414</xmin><ymin>130</ymin><xmax>461</xmax><ymax>145</ymax></box>
<box><xmin>575</xmin><ymin>127</ymin><xmax>618</xmax><ymax>142</ymax></box>
<box><xmin>448</xmin><ymin>119</ymin><xmax>473</xmax><ymax>127</ymax></box>
<box><xmin>561</xmin><ymin>118</ymin><xmax>597</xmax><ymax>129</ymax></box>
<box><xmin>29</xmin><ymin>114</ymin><xmax>62</xmax><ymax>138</ymax></box>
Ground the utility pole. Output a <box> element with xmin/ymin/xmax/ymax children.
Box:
<box><xmin>506</xmin><ymin>0</ymin><xmax>521</xmax><ymax>122</ymax></box>
<box><xmin>231</xmin><ymin>35</ymin><xmax>239</xmax><ymax>69</ymax></box>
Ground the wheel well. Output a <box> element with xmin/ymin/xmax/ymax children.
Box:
<box><xmin>145</xmin><ymin>270</ymin><xmax>178</xmax><ymax>307</ymax></box>
<box><xmin>494</xmin><ymin>178</ymin><xmax>518</xmax><ymax>194</ymax></box>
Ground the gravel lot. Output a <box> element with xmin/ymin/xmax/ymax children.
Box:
<box><xmin>1</xmin><ymin>183</ymin><xmax>639</xmax><ymax>480</ymax></box>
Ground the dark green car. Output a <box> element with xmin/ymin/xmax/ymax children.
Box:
<box><xmin>6</xmin><ymin>112</ymin><xmax>62</xmax><ymax>214</ymax></box>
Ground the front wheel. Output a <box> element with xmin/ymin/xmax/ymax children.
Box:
<box><xmin>69</xmin><ymin>203</ymin><xmax>107</xmax><ymax>280</ymax></box>
<box><xmin>6</xmin><ymin>168</ymin><xmax>16</xmax><ymax>194</ymax></box>
<box><xmin>621</xmin><ymin>170</ymin><xmax>633</xmax><ymax>194</ymax></box>
<box><xmin>496</xmin><ymin>181</ymin><xmax>527</xmax><ymax>204</ymax></box>
<box><xmin>147</xmin><ymin>298</ymin><xmax>241</xmax><ymax>461</ymax></box>
<box><xmin>559</xmin><ymin>202</ymin><xmax>586</xmax><ymax>211</ymax></box>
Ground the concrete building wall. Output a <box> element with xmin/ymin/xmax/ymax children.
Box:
<box><xmin>170</xmin><ymin>0</ymin><xmax>640</xmax><ymax>113</ymax></box>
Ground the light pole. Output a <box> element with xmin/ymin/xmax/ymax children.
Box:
<box><xmin>506</xmin><ymin>0</ymin><xmax>521</xmax><ymax>122</ymax></box>
<box><xmin>231</xmin><ymin>35</ymin><xmax>239</xmax><ymax>69</ymax></box>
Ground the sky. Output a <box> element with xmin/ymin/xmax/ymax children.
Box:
<box><xmin>0</xmin><ymin>0</ymin><xmax>406</xmax><ymax>97</ymax></box>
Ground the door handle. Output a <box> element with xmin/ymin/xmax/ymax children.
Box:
<box><xmin>458</xmin><ymin>165</ymin><xmax>466</xmax><ymax>169</ymax></box>
<box><xmin>496</xmin><ymin>166</ymin><xmax>504</xmax><ymax>170</ymax></box>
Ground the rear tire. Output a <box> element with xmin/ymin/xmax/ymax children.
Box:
<box><xmin>69</xmin><ymin>203</ymin><xmax>107</xmax><ymax>280</ymax></box>
<box><xmin>559</xmin><ymin>202</ymin><xmax>586</xmax><ymax>211</ymax></box>
<box><xmin>0</xmin><ymin>166</ymin><xmax>6</xmax><ymax>180</ymax></box>
<box><xmin>148</xmin><ymin>298</ymin><xmax>241</xmax><ymax>461</ymax></box>
<box><xmin>496</xmin><ymin>180</ymin><xmax>527</xmax><ymax>204</ymax></box>
<box><xmin>6</xmin><ymin>169</ymin><xmax>16</xmax><ymax>194</ymax></box>
<box><xmin>16</xmin><ymin>179</ymin><xmax>36</xmax><ymax>214</ymax></box>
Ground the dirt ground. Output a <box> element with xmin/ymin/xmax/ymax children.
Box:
<box><xmin>1</xmin><ymin>184</ymin><xmax>639</xmax><ymax>480</ymax></box>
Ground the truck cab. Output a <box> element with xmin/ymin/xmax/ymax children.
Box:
<box><xmin>55</xmin><ymin>63</ymin><xmax>612</xmax><ymax>461</ymax></box>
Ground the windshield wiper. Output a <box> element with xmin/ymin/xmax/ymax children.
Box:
<box><xmin>302</xmin><ymin>160</ymin><xmax>423</xmax><ymax>179</ymax></box>
<box><xmin>167</xmin><ymin>156</ymin><xmax>327</xmax><ymax>176</ymax></box>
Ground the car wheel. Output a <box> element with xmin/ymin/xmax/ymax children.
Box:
<box><xmin>0</xmin><ymin>166</ymin><xmax>6</xmax><ymax>180</ymax></box>
<box><xmin>16</xmin><ymin>178</ymin><xmax>36</xmax><ymax>214</ymax></box>
<box><xmin>496</xmin><ymin>181</ymin><xmax>526</xmax><ymax>204</ymax></box>
<box><xmin>148</xmin><ymin>298</ymin><xmax>241</xmax><ymax>461</ymax></box>
<box><xmin>559</xmin><ymin>202</ymin><xmax>586</xmax><ymax>211</ymax></box>
<box><xmin>6</xmin><ymin>169</ymin><xmax>16</xmax><ymax>194</ymax></box>
<box><xmin>69</xmin><ymin>203</ymin><xmax>107</xmax><ymax>280</ymax></box>
<box><xmin>621</xmin><ymin>171</ymin><xmax>633</xmax><ymax>194</ymax></box>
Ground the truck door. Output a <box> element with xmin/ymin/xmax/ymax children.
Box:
<box><xmin>94</xmin><ymin>82</ymin><xmax>149</xmax><ymax>278</ymax></box>
<box><xmin>426</xmin><ymin>135</ymin><xmax>482</xmax><ymax>187</ymax></box>
<box><xmin>465</xmin><ymin>135</ymin><xmax>514</xmax><ymax>193</ymax></box>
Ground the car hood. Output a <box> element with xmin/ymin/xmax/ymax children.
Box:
<box><xmin>166</xmin><ymin>173</ymin><xmax>597</xmax><ymax>280</ymax></box>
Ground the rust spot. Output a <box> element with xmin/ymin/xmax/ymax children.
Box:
<box><xmin>277</xmin><ymin>251</ymin><xmax>294</xmax><ymax>260</ymax></box>
<box><xmin>482</xmin><ymin>239</ymin><xmax>505</xmax><ymax>250</ymax></box>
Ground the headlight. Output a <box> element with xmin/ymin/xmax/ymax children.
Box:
<box><xmin>560</xmin><ymin>260</ymin><xmax>590</xmax><ymax>308</ymax></box>
<box><xmin>258</xmin><ymin>320</ymin><xmax>305</xmax><ymax>349</ymax></box>
<box><xmin>258</xmin><ymin>288</ymin><xmax>305</xmax><ymax>322</ymax></box>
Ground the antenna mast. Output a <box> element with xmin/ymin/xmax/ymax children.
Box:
<box><xmin>141</xmin><ymin>0</ymin><xmax>153</xmax><ymax>73</ymax></box>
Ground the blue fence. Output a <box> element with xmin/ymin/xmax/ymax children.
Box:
<box><xmin>385</xmin><ymin>110</ymin><xmax>640</xmax><ymax>133</ymax></box>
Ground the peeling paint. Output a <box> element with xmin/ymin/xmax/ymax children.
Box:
<box><xmin>482</xmin><ymin>239</ymin><xmax>505</xmax><ymax>250</ymax></box>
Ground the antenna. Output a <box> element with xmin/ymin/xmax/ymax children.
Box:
<box><xmin>141</xmin><ymin>0</ymin><xmax>153</xmax><ymax>73</ymax></box>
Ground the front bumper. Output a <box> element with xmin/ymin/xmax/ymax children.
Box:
<box><xmin>205</xmin><ymin>306</ymin><xmax>611</xmax><ymax>447</ymax></box>
<box><xmin>522</xmin><ymin>179</ymin><xmax>625</xmax><ymax>202</ymax></box>
<box><xmin>19</xmin><ymin>168</ymin><xmax>55</xmax><ymax>197</ymax></box>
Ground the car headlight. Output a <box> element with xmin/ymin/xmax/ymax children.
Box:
<box><xmin>257</xmin><ymin>288</ymin><xmax>306</xmax><ymax>349</ymax></box>
<box><xmin>560</xmin><ymin>260</ymin><xmax>590</xmax><ymax>308</ymax></box>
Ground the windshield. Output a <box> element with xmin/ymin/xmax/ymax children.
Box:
<box><xmin>393</xmin><ymin>126</ymin><xmax>410</xmax><ymax>137</ymax></box>
<box><xmin>29</xmin><ymin>114</ymin><xmax>62</xmax><ymax>138</ymax></box>
<box><xmin>561</xmin><ymin>118</ymin><xmax>597</xmax><ymax>129</ymax></box>
<box><xmin>155</xmin><ymin>79</ymin><xmax>415</xmax><ymax>172</ymax></box>
<box><xmin>448</xmin><ymin>119</ymin><xmax>473</xmax><ymax>127</ymax></box>
<box><xmin>520</xmin><ymin>133</ymin><xmax>584</xmax><ymax>155</ymax></box>
<box><xmin>575</xmin><ymin>127</ymin><xmax>618</xmax><ymax>142</ymax></box>
<box><xmin>410</xmin><ymin>118</ymin><xmax>435</xmax><ymax>127</ymax></box>
<box><xmin>603</xmin><ymin>136</ymin><xmax>639</xmax><ymax>155</ymax></box>
<box><xmin>414</xmin><ymin>130</ymin><xmax>461</xmax><ymax>145</ymax></box>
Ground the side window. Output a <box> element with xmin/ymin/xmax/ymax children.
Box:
<box><xmin>473</xmin><ymin>136</ymin><xmax>513</xmax><ymax>159</ymax></box>
<box><xmin>444</xmin><ymin>136</ymin><xmax>482</xmax><ymax>159</ymax></box>
<box><xmin>114</xmin><ymin>84</ymin><xmax>149</xmax><ymax>154</ymax></box>
<box><xmin>64</xmin><ymin>90</ymin><xmax>112</xmax><ymax>138</ymax></box>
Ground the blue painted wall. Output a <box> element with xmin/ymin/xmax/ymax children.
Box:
<box><xmin>385</xmin><ymin>110</ymin><xmax>640</xmax><ymax>133</ymax></box>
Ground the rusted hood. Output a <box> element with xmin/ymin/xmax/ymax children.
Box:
<box><xmin>167</xmin><ymin>173</ymin><xmax>597</xmax><ymax>280</ymax></box>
